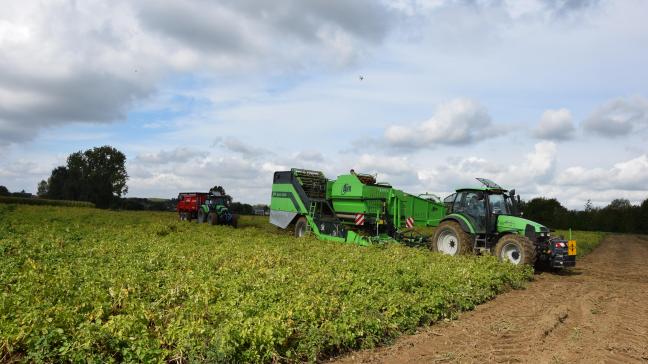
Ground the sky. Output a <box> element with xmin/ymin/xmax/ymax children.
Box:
<box><xmin>1</xmin><ymin>0</ymin><xmax>648</xmax><ymax>209</ymax></box>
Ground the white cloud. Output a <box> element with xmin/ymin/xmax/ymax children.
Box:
<box><xmin>533</xmin><ymin>108</ymin><xmax>575</xmax><ymax>140</ymax></box>
<box><xmin>0</xmin><ymin>0</ymin><xmax>399</xmax><ymax>145</ymax></box>
<box><xmin>555</xmin><ymin>154</ymin><xmax>648</xmax><ymax>191</ymax></box>
<box><xmin>417</xmin><ymin>141</ymin><xmax>558</xmax><ymax>194</ymax></box>
<box><xmin>136</xmin><ymin>147</ymin><xmax>206</xmax><ymax>164</ymax></box>
<box><xmin>384</xmin><ymin>98</ymin><xmax>500</xmax><ymax>149</ymax></box>
<box><xmin>582</xmin><ymin>96</ymin><xmax>648</xmax><ymax>137</ymax></box>
<box><xmin>1</xmin><ymin>0</ymin><xmax>647</xmax><ymax>211</ymax></box>
<box><xmin>294</xmin><ymin>151</ymin><xmax>325</xmax><ymax>162</ymax></box>
<box><xmin>128</xmin><ymin>153</ymin><xmax>272</xmax><ymax>201</ymax></box>
<box><xmin>214</xmin><ymin>137</ymin><xmax>269</xmax><ymax>158</ymax></box>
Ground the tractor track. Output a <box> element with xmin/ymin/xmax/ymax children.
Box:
<box><xmin>333</xmin><ymin>235</ymin><xmax>648</xmax><ymax>364</ymax></box>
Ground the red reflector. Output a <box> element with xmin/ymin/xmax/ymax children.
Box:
<box><xmin>555</xmin><ymin>242</ymin><xmax>565</xmax><ymax>248</ymax></box>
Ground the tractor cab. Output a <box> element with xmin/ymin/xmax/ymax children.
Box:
<box><xmin>207</xmin><ymin>191</ymin><xmax>228</xmax><ymax>207</ymax></box>
<box><xmin>444</xmin><ymin>178</ymin><xmax>521</xmax><ymax>235</ymax></box>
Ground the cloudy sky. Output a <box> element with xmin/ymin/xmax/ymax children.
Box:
<box><xmin>1</xmin><ymin>0</ymin><xmax>647</xmax><ymax>208</ymax></box>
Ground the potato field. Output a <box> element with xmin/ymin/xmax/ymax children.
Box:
<box><xmin>1</xmin><ymin>204</ymin><xmax>546</xmax><ymax>362</ymax></box>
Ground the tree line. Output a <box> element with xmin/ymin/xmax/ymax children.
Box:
<box><xmin>4</xmin><ymin>145</ymin><xmax>648</xmax><ymax>227</ymax></box>
<box><xmin>522</xmin><ymin>197</ymin><xmax>648</xmax><ymax>234</ymax></box>
<box><xmin>4</xmin><ymin>145</ymin><xmax>267</xmax><ymax>214</ymax></box>
<box><xmin>38</xmin><ymin>146</ymin><xmax>128</xmax><ymax>208</ymax></box>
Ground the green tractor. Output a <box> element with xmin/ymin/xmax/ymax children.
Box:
<box><xmin>197</xmin><ymin>186</ymin><xmax>238</xmax><ymax>228</ymax></box>
<box><xmin>432</xmin><ymin>178</ymin><xmax>576</xmax><ymax>268</ymax></box>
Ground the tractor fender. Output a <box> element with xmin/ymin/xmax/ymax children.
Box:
<box><xmin>524</xmin><ymin>224</ymin><xmax>537</xmax><ymax>243</ymax></box>
<box><xmin>440</xmin><ymin>214</ymin><xmax>475</xmax><ymax>234</ymax></box>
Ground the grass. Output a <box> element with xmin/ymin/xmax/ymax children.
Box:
<box><xmin>0</xmin><ymin>204</ymin><xmax>533</xmax><ymax>363</ymax></box>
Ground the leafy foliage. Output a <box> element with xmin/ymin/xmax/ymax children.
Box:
<box><xmin>45</xmin><ymin>146</ymin><xmax>128</xmax><ymax>208</ymax></box>
<box><xmin>36</xmin><ymin>180</ymin><xmax>48</xmax><ymax>197</ymax></box>
<box><xmin>523</xmin><ymin>197</ymin><xmax>648</xmax><ymax>234</ymax></box>
<box><xmin>0</xmin><ymin>205</ymin><xmax>532</xmax><ymax>363</ymax></box>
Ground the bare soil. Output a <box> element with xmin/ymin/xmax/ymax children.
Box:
<box><xmin>333</xmin><ymin>235</ymin><xmax>648</xmax><ymax>363</ymax></box>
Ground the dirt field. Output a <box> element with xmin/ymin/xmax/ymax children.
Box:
<box><xmin>334</xmin><ymin>235</ymin><xmax>648</xmax><ymax>363</ymax></box>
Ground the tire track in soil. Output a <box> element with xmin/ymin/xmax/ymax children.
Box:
<box><xmin>332</xmin><ymin>235</ymin><xmax>648</xmax><ymax>364</ymax></box>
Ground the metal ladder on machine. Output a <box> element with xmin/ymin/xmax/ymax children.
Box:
<box><xmin>474</xmin><ymin>235</ymin><xmax>489</xmax><ymax>254</ymax></box>
<box><xmin>305</xmin><ymin>200</ymin><xmax>318</xmax><ymax>235</ymax></box>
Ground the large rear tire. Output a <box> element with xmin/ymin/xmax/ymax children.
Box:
<box><xmin>230</xmin><ymin>214</ymin><xmax>238</xmax><ymax>229</ymax></box>
<box><xmin>294</xmin><ymin>217</ymin><xmax>308</xmax><ymax>237</ymax></box>
<box><xmin>494</xmin><ymin>234</ymin><xmax>536</xmax><ymax>266</ymax></box>
<box><xmin>431</xmin><ymin>221</ymin><xmax>473</xmax><ymax>256</ymax></box>
<box><xmin>208</xmin><ymin>212</ymin><xmax>218</xmax><ymax>225</ymax></box>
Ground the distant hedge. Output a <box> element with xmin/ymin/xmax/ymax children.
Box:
<box><xmin>0</xmin><ymin>196</ymin><xmax>95</xmax><ymax>208</ymax></box>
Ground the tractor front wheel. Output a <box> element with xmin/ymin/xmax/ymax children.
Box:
<box><xmin>294</xmin><ymin>217</ymin><xmax>308</xmax><ymax>237</ymax></box>
<box><xmin>494</xmin><ymin>234</ymin><xmax>536</xmax><ymax>265</ymax></box>
<box><xmin>431</xmin><ymin>221</ymin><xmax>473</xmax><ymax>256</ymax></box>
<box><xmin>208</xmin><ymin>212</ymin><xmax>218</xmax><ymax>225</ymax></box>
<box><xmin>197</xmin><ymin>209</ymin><xmax>207</xmax><ymax>223</ymax></box>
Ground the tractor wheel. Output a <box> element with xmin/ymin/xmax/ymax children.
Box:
<box><xmin>230</xmin><ymin>214</ymin><xmax>238</xmax><ymax>229</ymax></box>
<box><xmin>431</xmin><ymin>221</ymin><xmax>473</xmax><ymax>256</ymax></box>
<box><xmin>208</xmin><ymin>212</ymin><xmax>218</xmax><ymax>225</ymax></box>
<box><xmin>494</xmin><ymin>234</ymin><xmax>536</xmax><ymax>266</ymax></box>
<box><xmin>294</xmin><ymin>217</ymin><xmax>308</xmax><ymax>238</ymax></box>
<box><xmin>197</xmin><ymin>209</ymin><xmax>207</xmax><ymax>223</ymax></box>
<box><xmin>178</xmin><ymin>212</ymin><xmax>184</xmax><ymax>221</ymax></box>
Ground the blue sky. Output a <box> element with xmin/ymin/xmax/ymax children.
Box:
<box><xmin>1</xmin><ymin>0</ymin><xmax>648</xmax><ymax>208</ymax></box>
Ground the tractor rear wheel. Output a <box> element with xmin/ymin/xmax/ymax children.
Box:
<box><xmin>230</xmin><ymin>214</ymin><xmax>238</xmax><ymax>228</ymax></box>
<box><xmin>208</xmin><ymin>212</ymin><xmax>218</xmax><ymax>225</ymax></box>
<box><xmin>431</xmin><ymin>221</ymin><xmax>473</xmax><ymax>256</ymax></box>
<box><xmin>494</xmin><ymin>234</ymin><xmax>536</xmax><ymax>266</ymax></box>
<box><xmin>294</xmin><ymin>217</ymin><xmax>308</xmax><ymax>237</ymax></box>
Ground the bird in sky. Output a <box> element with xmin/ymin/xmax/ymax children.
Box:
<box><xmin>359</xmin><ymin>75</ymin><xmax>364</xmax><ymax>81</ymax></box>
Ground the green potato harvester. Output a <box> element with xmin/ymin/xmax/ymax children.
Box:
<box><xmin>269</xmin><ymin>168</ymin><xmax>445</xmax><ymax>246</ymax></box>
<box><xmin>269</xmin><ymin>169</ymin><xmax>576</xmax><ymax>268</ymax></box>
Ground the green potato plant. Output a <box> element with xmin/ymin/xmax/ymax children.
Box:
<box><xmin>0</xmin><ymin>205</ymin><xmax>532</xmax><ymax>363</ymax></box>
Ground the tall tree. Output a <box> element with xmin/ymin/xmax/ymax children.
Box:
<box><xmin>37</xmin><ymin>180</ymin><xmax>48</xmax><ymax>197</ymax></box>
<box><xmin>0</xmin><ymin>186</ymin><xmax>9</xmax><ymax>196</ymax></box>
<box><xmin>522</xmin><ymin>197</ymin><xmax>568</xmax><ymax>229</ymax></box>
<box><xmin>44</xmin><ymin>146</ymin><xmax>128</xmax><ymax>208</ymax></box>
<box><xmin>640</xmin><ymin>198</ymin><xmax>648</xmax><ymax>233</ymax></box>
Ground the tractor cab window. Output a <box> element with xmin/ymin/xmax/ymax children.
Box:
<box><xmin>454</xmin><ymin>191</ymin><xmax>486</xmax><ymax>232</ymax></box>
<box><xmin>489</xmin><ymin>193</ymin><xmax>511</xmax><ymax>215</ymax></box>
<box><xmin>443</xmin><ymin>193</ymin><xmax>456</xmax><ymax>213</ymax></box>
<box><xmin>209</xmin><ymin>197</ymin><xmax>227</xmax><ymax>206</ymax></box>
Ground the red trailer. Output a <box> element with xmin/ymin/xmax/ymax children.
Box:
<box><xmin>177</xmin><ymin>192</ymin><xmax>209</xmax><ymax>221</ymax></box>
